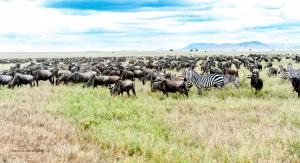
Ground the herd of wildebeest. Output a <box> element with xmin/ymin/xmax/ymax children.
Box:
<box><xmin>0</xmin><ymin>53</ymin><xmax>300</xmax><ymax>98</ymax></box>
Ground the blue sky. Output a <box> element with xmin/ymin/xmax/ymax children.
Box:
<box><xmin>0</xmin><ymin>0</ymin><xmax>299</xmax><ymax>51</ymax></box>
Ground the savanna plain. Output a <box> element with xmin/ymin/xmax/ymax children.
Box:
<box><xmin>0</xmin><ymin>51</ymin><xmax>299</xmax><ymax>163</ymax></box>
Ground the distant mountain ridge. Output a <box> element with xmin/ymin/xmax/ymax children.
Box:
<box><xmin>182</xmin><ymin>41</ymin><xmax>300</xmax><ymax>50</ymax></box>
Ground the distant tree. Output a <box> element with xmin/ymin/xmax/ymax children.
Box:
<box><xmin>195</xmin><ymin>49</ymin><xmax>199</xmax><ymax>52</ymax></box>
<box><xmin>190</xmin><ymin>49</ymin><xmax>194</xmax><ymax>52</ymax></box>
<box><xmin>169</xmin><ymin>49</ymin><xmax>174</xmax><ymax>51</ymax></box>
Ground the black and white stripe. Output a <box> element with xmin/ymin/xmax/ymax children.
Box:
<box><xmin>183</xmin><ymin>68</ymin><xmax>224</xmax><ymax>94</ymax></box>
<box><xmin>286</xmin><ymin>64</ymin><xmax>300</xmax><ymax>79</ymax></box>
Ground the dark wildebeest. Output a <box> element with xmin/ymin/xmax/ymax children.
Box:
<box><xmin>291</xmin><ymin>77</ymin><xmax>300</xmax><ymax>98</ymax></box>
<box><xmin>109</xmin><ymin>80</ymin><xmax>136</xmax><ymax>97</ymax></box>
<box><xmin>267</xmin><ymin>67</ymin><xmax>278</xmax><ymax>77</ymax></box>
<box><xmin>8</xmin><ymin>73</ymin><xmax>34</xmax><ymax>89</ymax></box>
<box><xmin>248</xmin><ymin>73</ymin><xmax>263</xmax><ymax>94</ymax></box>
<box><xmin>120</xmin><ymin>69</ymin><xmax>134</xmax><ymax>81</ymax></box>
<box><xmin>55</xmin><ymin>73</ymin><xmax>69</xmax><ymax>85</ymax></box>
<box><xmin>67</xmin><ymin>71</ymin><xmax>97</xmax><ymax>84</ymax></box>
<box><xmin>34</xmin><ymin>69</ymin><xmax>55</xmax><ymax>86</ymax></box>
<box><xmin>85</xmin><ymin>75</ymin><xmax>120</xmax><ymax>88</ymax></box>
<box><xmin>0</xmin><ymin>75</ymin><xmax>13</xmax><ymax>86</ymax></box>
<box><xmin>151</xmin><ymin>80</ymin><xmax>188</xmax><ymax>97</ymax></box>
<box><xmin>223</xmin><ymin>68</ymin><xmax>239</xmax><ymax>77</ymax></box>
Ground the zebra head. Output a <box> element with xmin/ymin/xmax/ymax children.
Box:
<box><xmin>182</xmin><ymin>68</ymin><xmax>193</xmax><ymax>80</ymax></box>
<box><xmin>287</xmin><ymin>63</ymin><xmax>293</xmax><ymax>70</ymax></box>
<box><xmin>224</xmin><ymin>74</ymin><xmax>240</xmax><ymax>88</ymax></box>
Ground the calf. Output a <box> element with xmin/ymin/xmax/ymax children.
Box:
<box><xmin>291</xmin><ymin>77</ymin><xmax>300</xmax><ymax>98</ymax></box>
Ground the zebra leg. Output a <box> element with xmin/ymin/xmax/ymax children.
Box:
<box><xmin>216</xmin><ymin>85</ymin><xmax>223</xmax><ymax>89</ymax></box>
<box><xmin>197</xmin><ymin>87</ymin><xmax>203</xmax><ymax>95</ymax></box>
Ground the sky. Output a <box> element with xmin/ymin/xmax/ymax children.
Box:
<box><xmin>0</xmin><ymin>0</ymin><xmax>300</xmax><ymax>51</ymax></box>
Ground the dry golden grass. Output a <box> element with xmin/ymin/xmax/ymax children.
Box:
<box><xmin>0</xmin><ymin>86</ymin><xmax>101</xmax><ymax>162</ymax></box>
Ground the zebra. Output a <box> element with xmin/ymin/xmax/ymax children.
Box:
<box><xmin>182</xmin><ymin>68</ymin><xmax>239</xmax><ymax>95</ymax></box>
<box><xmin>286</xmin><ymin>64</ymin><xmax>300</xmax><ymax>80</ymax></box>
<box><xmin>279</xmin><ymin>65</ymin><xmax>288</xmax><ymax>81</ymax></box>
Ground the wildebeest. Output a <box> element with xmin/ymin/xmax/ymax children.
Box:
<box><xmin>8</xmin><ymin>73</ymin><xmax>35</xmax><ymax>89</ymax></box>
<box><xmin>0</xmin><ymin>75</ymin><xmax>13</xmax><ymax>86</ymax></box>
<box><xmin>67</xmin><ymin>71</ymin><xmax>97</xmax><ymax>84</ymax></box>
<box><xmin>34</xmin><ymin>69</ymin><xmax>56</xmax><ymax>86</ymax></box>
<box><xmin>85</xmin><ymin>75</ymin><xmax>120</xmax><ymax>88</ymax></box>
<box><xmin>151</xmin><ymin>80</ymin><xmax>188</xmax><ymax>97</ymax></box>
<box><xmin>267</xmin><ymin>67</ymin><xmax>278</xmax><ymax>77</ymax></box>
<box><xmin>249</xmin><ymin>73</ymin><xmax>263</xmax><ymax>94</ymax></box>
<box><xmin>55</xmin><ymin>73</ymin><xmax>69</xmax><ymax>85</ymax></box>
<box><xmin>223</xmin><ymin>68</ymin><xmax>239</xmax><ymax>77</ymax></box>
<box><xmin>291</xmin><ymin>77</ymin><xmax>300</xmax><ymax>98</ymax></box>
<box><xmin>120</xmin><ymin>69</ymin><xmax>134</xmax><ymax>80</ymax></box>
<box><xmin>109</xmin><ymin>80</ymin><xmax>136</xmax><ymax>96</ymax></box>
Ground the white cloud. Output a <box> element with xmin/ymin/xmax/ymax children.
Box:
<box><xmin>0</xmin><ymin>0</ymin><xmax>300</xmax><ymax>51</ymax></box>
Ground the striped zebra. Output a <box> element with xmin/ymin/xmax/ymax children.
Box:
<box><xmin>183</xmin><ymin>68</ymin><xmax>240</xmax><ymax>94</ymax></box>
<box><xmin>182</xmin><ymin>68</ymin><xmax>224</xmax><ymax>95</ymax></box>
<box><xmin>279</xmin><ymin>65</ymin><xmax>288</xmax><ymax>81</ymax></box>
<box><xmin>286</xmin><ymin>64</ymin><xmax>300</xmax><ymax>80</ymax></box>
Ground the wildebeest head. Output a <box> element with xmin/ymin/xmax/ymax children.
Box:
<box><xmin>8</xmin><ymin>74</ymin><xmax>20</xmax><ymax>89</ymax></box>
<box><xmin>56</xmin><ymin>73</ymin><xmax>69</xmax><ymax>85</ymax></box>
<box><xmin>249</xmin><ymin>73</ymin><xmax>260</xmax><ymax>84</ymax></box>
<box><xmin>108</xmin><ymin>84</ymin><xmax>121</xmax><ymax>96</ymax></box>
<box><xmin>85</xmin><ymin>74</ymin><xmax>96</xmax><ymax>87</ymax></box>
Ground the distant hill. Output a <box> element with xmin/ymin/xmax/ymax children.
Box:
<box><xmin>182</xmin><ymin>41</ymin><xmax>300</xmax><ymax>50</ymax></box>
<box><xmin>183</xmin><ymin>41</ymin><xmax>272</xmax><ymax>50</ymax></box>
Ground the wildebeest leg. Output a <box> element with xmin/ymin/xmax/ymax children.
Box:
<box><xmin>127</xmin><ymin>91</ymin><xmax>130</xmax><ymax>97</ymax></box>
<box><xmin>36</xmin><ymin>80</ymin><xmax>39</xmax><ymax>87</ymax></box>
<box><xmin>183</xmin><ymin>87</ymin><xmax>188</xmax><ymax>97</ymax></box>
<box><xmin>132</xmin><ymin>87</ymin><xmax>136</xmax><ymax>97</ymax></box>
<box><xmin>29</xmin><ymin>82</ymin><xmax>33</xmax><ymax>87</ymax></box>
<box><xmin>298</xmin><ymin>92</ymin><xmax>300</xmax><ymax>98</ymax></box>
<box><xmin>162</xmin><ymin>90</ymin><xmax>168</xmax><ymax>97</ymax></box>
<box><xmin>49</xmin><ymin>78</ymin><xmax>54</xmax><ymax>85</ymax></box>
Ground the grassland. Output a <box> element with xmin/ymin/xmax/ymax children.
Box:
<box><xmin>0</xmin><ymin>55</ymin><xmax>300</xmax><ymax>162</ymax></box>
<box><xmin>1</xmin><ymin>49</ymin><xmax>300</xmax><ymax>58</ymax></box>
